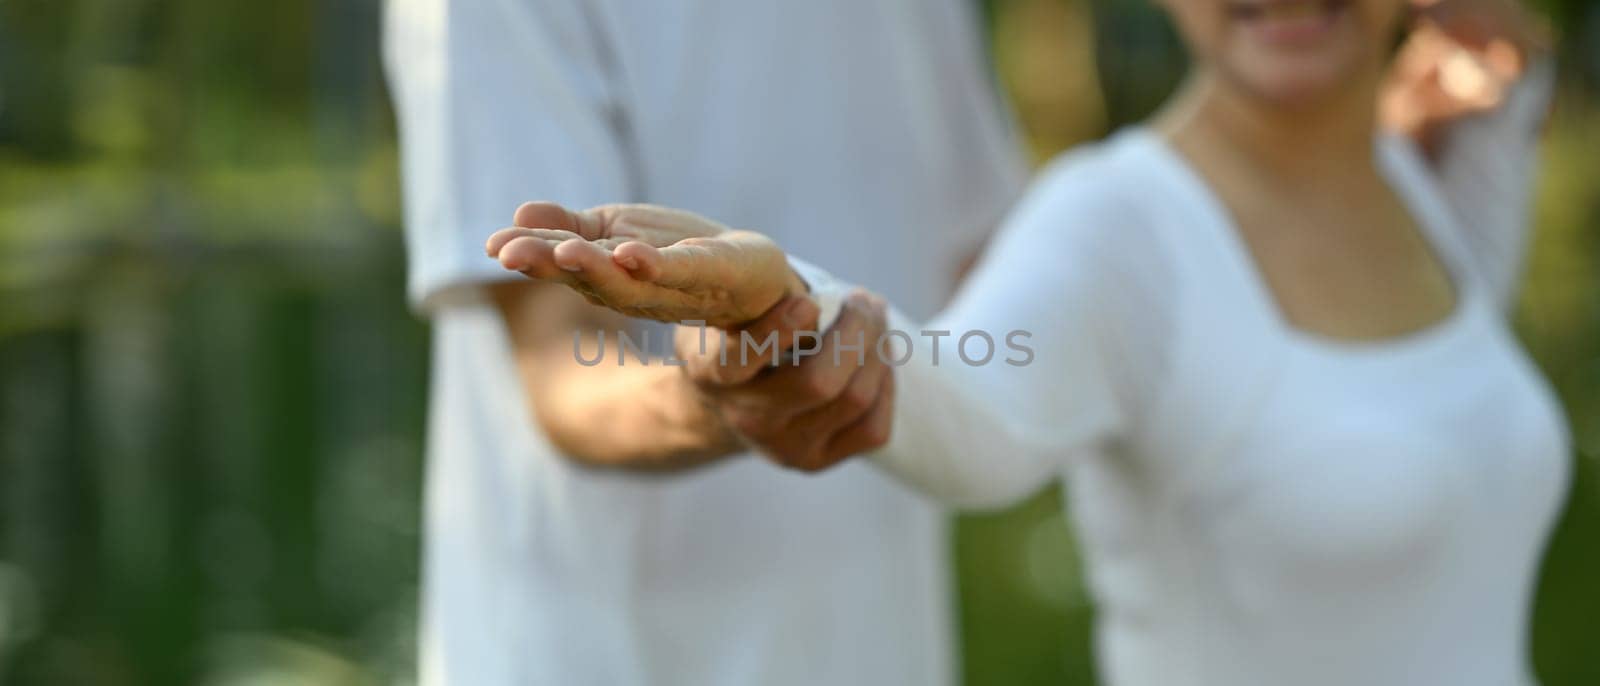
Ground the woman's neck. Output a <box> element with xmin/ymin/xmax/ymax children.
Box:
<box><xmin>1154</xmin><ymin>68</ymin><xmax>1383</xmax><ymax>183</ymax></box>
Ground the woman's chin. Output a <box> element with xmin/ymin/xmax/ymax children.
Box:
<box><xmin>1230</xmin><ymin>60</ymin><xmax>1367</xmax><ymax>109</ymax></box>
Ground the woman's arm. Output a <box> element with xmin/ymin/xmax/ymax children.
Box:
<box><xmin>1381</xmin><ymin>0</ymin><xmax>1555</xmax><ymax>308</ymax></box>
<box><xmin>1425</xmin><ymin>58</ymin><xmax>1554</xmax><ymax>310</ymax></box>
<box><xmin>790</xmin><ymin>265</ymin><xmax>1096</xmax><ymax>508</ymax></box>
<box><xmin>800</xmin><ymin>157</ymin><xmax>1147</xmax><ymax>507</ymax></box>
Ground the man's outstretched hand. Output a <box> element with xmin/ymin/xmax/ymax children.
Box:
<box><xmin>487</xmin><ymin>201</ymin><xmax>807</xmax><ymax>328</ymax></box>
<box><xmin>487</xmin><ymin>201</ymin><xmax>893</xmax><ymax>473</ymax></box>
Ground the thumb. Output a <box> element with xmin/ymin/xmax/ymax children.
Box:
<box><xmin>684</xmin><ymin>296</ymin><xmax>821</xmax><ymax>387</ymax></box>
<box><xmin>742</xmin><ymin>295</ymin><xmax>821</xmax><ymax>354</ymax></box>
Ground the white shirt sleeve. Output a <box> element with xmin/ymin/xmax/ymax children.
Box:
<box><xmin>383</xmin><ymin>0</ymin><xmax>634</xmax><ymax>313</ymax></box>
<box><xmin>1426</xmin><ymin>59</ymin><xmax>1555</xmax><ymax>310</ymax></box>
<box><xmin>793</xmin><ymin>153</ymin><xmax>1170</xmax><ymax>510</ymax></box>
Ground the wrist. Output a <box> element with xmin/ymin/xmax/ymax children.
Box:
<box><xmin>783</xmin><ymin>258</ymin><xmax>848</xmax><ymax>334</ymax></box>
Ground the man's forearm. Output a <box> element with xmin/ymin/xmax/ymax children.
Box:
<box><xmin>494</xmin><ymin>280</ymin><xmax>742</xmax><ymax>472</ymax></box>
<box><xmin>532</xmin><ymin>358</ymin><xmax>743</xmax><ymax>471</ymax></box>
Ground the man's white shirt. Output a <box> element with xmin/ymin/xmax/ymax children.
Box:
<box><xmin>383</xmin><ymin>1</ymin><xmax>1026</xmax><ymax>683</ymax></box>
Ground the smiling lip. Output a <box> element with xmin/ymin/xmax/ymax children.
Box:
<box><xmin>1227</xmin><ymin>0</ymin><xmax>1350</xmax><ymax>45</ymax></box>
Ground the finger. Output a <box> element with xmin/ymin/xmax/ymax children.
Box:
<box><xmin>680</xmin><ymin>296</ymin><xmax>822</xmax><ymax>387</ymax></box>
<box><xmin>637</xmin><ymin>238</ymin><xmax>727</xmax><ymax>290</ymax></box>
<box><xmin>487</xmin><ymin>227</ymin><xmax>582</xmax><ymax>257</ymax></box>
<box><xmin>548</xmin><ymin>239</ymin><xmax>718</xmax><ymax>321</ymax></box>
<box><xmin>739</xmin><ymin>295</ymin><xmax>822</xmax><ymax>354</ymax></box>
<box><xmin>603</xmin><ymin>204</ymin><xmax>733</xmax><ymax>243</ymax></box>
<box><xmin>498</xmin><ymin>236</ymin><xmax>574</xmax><ymax>282</ymax></box>
<box><xmin>699</xmin><ymin>291</ymin><xmax>884</xmax><ymax>452</ymax></box>
<box><xmin>820</xmin><ymin>370</ymin><xmax>895</xmax><ymax>464</ymax></box>
<box><xmin>550</xmin><ymin>237</ymin><xmax>611</xmax><ymax>272</ymax></box>
<box><xmin>696</xmin><ymin>292</ymin><xmax>874</xmax><ymax>411</ymax></box>
<box><xmin>613</xmin><ymin>241</ymin><xmax>661</xmax><ymax>277</ymax></box>
<box><xmin>785</xmin><ymin>350</ymin><xmax>888</xmax><ymax>448</ymax></box>
<box><xmin>550</xmin><ymin>239</ymin><xmax>647</xmax><ymax>303</ymax></box>
<box><xmin>513</xmin><ymin>201</ymin><xmax>608</xmax><ymax>239</ymax></box>
<box><xmin>761</xmin><ymin>360</ymin><xmax>888</xmax><ymax>473</ymax></box>
<box><xmin>694</xmin><ymin>316</ymin><xmax>857</xmax><ymax>415</ymax></box>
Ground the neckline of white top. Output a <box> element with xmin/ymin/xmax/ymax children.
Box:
<box><xmin>1125</xmin><ymin>125</ymin><xmax>1483</xmax><ymax>361</ymax></box>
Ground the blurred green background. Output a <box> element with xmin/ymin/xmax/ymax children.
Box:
<box><xmin>0</xmin><ymin>0</ymin><xmax>1595</xmax><ymax>684</ymax></box>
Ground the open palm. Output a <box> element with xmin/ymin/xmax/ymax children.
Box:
<box><xmin>487</xmin><ymin>202</ymin><xmax>804</xmax><ymax>328</ymax></box>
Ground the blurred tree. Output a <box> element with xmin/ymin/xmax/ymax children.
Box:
<box><xmin>0</xmin><ymin>0</ymin><xmax>81</xmax><ymax>157</ymax></box>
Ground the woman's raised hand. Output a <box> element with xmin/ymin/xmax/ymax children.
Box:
<box><xmin>1381</xmin><ymin>0</ymin><xmax>1549</xmax><ymax>151</ymax></box>
<box><xmin>487</xmin><ymin>202</ymin><xmax>807</xmax><ymax>328</ymax></box>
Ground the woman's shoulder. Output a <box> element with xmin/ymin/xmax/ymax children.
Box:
<box><xmin>1031</xmin><ymin>128</ymin><xmax>1162</xmax><ymax>197</ymax></box>
<box><xmin>1006</xmin><ymin>128</ymin><xmax>1175</xmax><ymax>248</ymax></box>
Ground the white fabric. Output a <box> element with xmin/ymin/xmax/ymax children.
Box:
<box><xmin>1430</xmin><ymin>60</ymin><xmax>1556</xmax><ymax>310</ymax></box>
<box><xmin>382</xmin><ymin>0</ymin><xmax>1026</xmax><ymax>684</ymax></box>
<box><xmin>799</xmin><ymin>71</ymin><xmax>1569</xmax><ymax>685</ymax></box>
